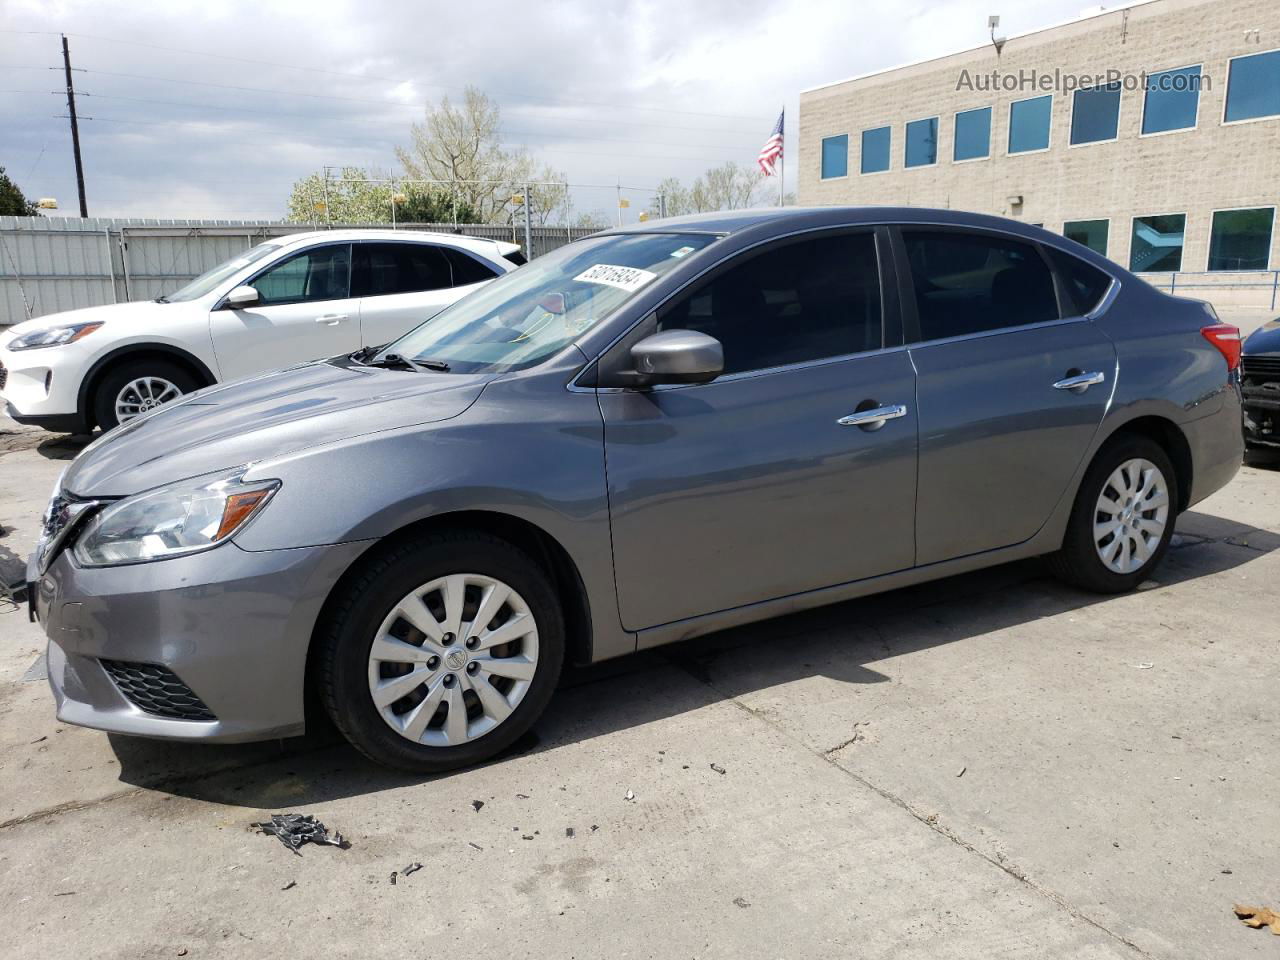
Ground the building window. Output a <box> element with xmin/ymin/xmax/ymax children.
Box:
<box><xmin>1070</xmin><ymin>81</ymin><xmax>1121</xmax><ymax>145</ymax></box>
<box><xmin>861</xmin><ymin>126</ymin><xmax>891</xmax><ymax>174</ymax></box>
<box><xmin>1208</xmin><ymin>208</ymin><xmax>1274</xmax><ymax>271</ymax></box>
<box><xmin>1142</xmin><ymin>65</ymin><xmax>1201</xmax><ymax>134</ymax></box>
<box><xmin>953</xmin><ymin>107</ymin><xmax>991</xmax><ymax>161</ymax></box>
<box><xmin>1008</xmin><ymin>95</ymin><xmax>1052</xmax><ymax>153</ymax></box>
<box><xmin>1064</xmin><ymin>219</ymin><xmax>1109</xmax><ymax>256</ymax></box>
<box><xmin>820</xmin><ymin>134</ymin><xmax>849</xmax><ymax>179</ymax></box>
<box><xmin>905</xmin><ymin>117</ymin><xmax>938</xmax><ymax>168</ymax></box>
<box><xmin>1130</xmin><ymin>214</ymin><xmax>1186</xmax><ymax>273</ymax></box>
<box><xmin>1225</xmin><ymin>49</ymin><xmax>1280</xmax><ymax>123</ymax></box>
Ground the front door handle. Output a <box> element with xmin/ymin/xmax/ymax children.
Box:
<box><xmin>315</xmin><ymin>314</ymin><xmax>349</xmax><ymax>325</ymax></box>
<box><xmin>1052</xmin><ymin>370</ymin><xmax>1106</xmax><ymax>393</ymax></box>
<box><xmin>837</xmin><ymin>403</ymin><xmax>908</xmax><ymax>430</ymax></box>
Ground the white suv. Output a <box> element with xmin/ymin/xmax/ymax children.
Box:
<box><xmin>0</xmin><ymin>229</ymin><xmax>521</xmax><ymax>432</ymax></box>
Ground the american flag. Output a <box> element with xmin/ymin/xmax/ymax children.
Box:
<box><xmin>757</xmin><ymin>109</ymin><xmax>784</xmax><ymax>176</ymax></box>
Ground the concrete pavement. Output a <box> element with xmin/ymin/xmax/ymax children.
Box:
<box><xmin>0</xmin><ymin>413</ymin><xmax>1277</xmax><ymax>959</ymax></box>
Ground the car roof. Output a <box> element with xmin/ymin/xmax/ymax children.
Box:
<box><xmin>611</xmin><ymin>205</ymin><xmax>1055</xmax><ymax>240</ymax></box>
<box><xmin>277</xmin><ymin>229</ymin><xmax>520</xmax><ymax>256</ymax></box>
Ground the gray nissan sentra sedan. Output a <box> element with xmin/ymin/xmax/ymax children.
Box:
<box><xmin>29</xmin><ymin>207</ymin><xmax>1245</xmax><ymax>772</ymax></box>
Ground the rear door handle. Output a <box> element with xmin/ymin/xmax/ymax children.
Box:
<box><xmin>837</xmin><ymin>404</ymin><xmax>908</xmax><ymax>430</ymax></box>
<box><xmin>315</xmin><ymin>314</ymin><xmax>348</xmax><ymax>325</ymax></box>
<box><xmin>1052</xmin><ymin>371</ymin><xmax>1105</xmax><ymax>393</ymax></box>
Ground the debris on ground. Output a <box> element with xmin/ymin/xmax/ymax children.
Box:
<box><xmin>565</xmin><ymin>827</ymin><xmax>575</xmax><ymax>838</ymax></box>
<box><xmin>591</xmin><ymin>825</ymin><xmax>599</xmax><ymax>832</ymax></box>
<box><xmin>403</xmin><ymin>862</ymin><xmax>423</xmax><ymax>877</ymax></box>
<box><xmin>516</xmin><ymin>793</ymin><xmax>530</xmax><ymax>799</ymax></box>
<box><xmin>468</xmin><ymin>842</ymin><xmax>483</xmax><ymax>851</ymax></box>
<box><xmin>471</xmin><ymin>800</ymin><xmax>484</xmax><ymax>812</ymax></box>
<box><xmin>710</xmin><ymin>763</ymin><xmax>726</xmax><ymax>775</ymax></box>
<box><xmin>521</xmin><ymin>834</ymin><xmax>535</xmax><ymax>840</ymax></box>
<box><xmin>389</xmin><ymin>872</ymin><xmax>398</xmax><ymax>885</ymax></box>
<box><xmin>732</xmin><ymin>896</ymin><xmax>751</xmax><ymax>909</ymax></box>
<box><xmin>250</xmin><ymin>814</ymin><xmax>348</xmax><ymax>854</ymax></box>
<box><xmin>1234</xmin><ymin>905</ymin><xmax>1280</xmax><ymax>934</ymax></box>
<box><xmin>1132</xmin><ymin>662</ymin><xmax>1154</xmax><ymax>669</ymax></box>
<box><xmin>281</xmin><ymin>881</ymin><xmax>297</xmax><ymax>891</ymax></box>
<box><xmin>624</xmin><ymin>790</ymin><xmax>635</xmax><ymax>801</ymax></box>
<box><xmin>956</xmin><ymin>766</ymin><xmax>966</xmax><ymax>778</ymax></box>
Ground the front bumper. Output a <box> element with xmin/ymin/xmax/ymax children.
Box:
<box><xmin>0</xmin><ymin>342</ymin><xmax>87</xmax><ymax>426</ymax></box>
<box><xmin>31</xmin><ymin>537</ymin><xmax>373</xmax><ymax>743</ymax></box>
<box><xmin>1242</xmin><ymin>390</ymin><xmax>1280</xmax><ymax>448</ymax></box>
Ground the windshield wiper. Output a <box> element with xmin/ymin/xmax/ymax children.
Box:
<box><xmin>153</xmin><ymin>295</ymin><xmax>170</xmax><ymax>303</ymax></box>
<box><xmin>365</xmin><ymin>353</ymin><xmax>451</xmax><ymax>373</ymax></box>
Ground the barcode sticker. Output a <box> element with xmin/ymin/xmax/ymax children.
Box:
<box><xmin>573</xmin><ymin>264</ymin><xmax>658</xmax><ymax>292</ymax></box>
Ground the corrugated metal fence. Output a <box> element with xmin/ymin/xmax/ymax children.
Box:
<box><xmin>0</xmin><ymin>217</ymin><xmax>591</xmax><ymax>325</ymax></box>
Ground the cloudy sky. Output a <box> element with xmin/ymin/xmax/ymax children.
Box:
<box><xmin>3</xmin><ymin>0</ymin><xmax>1089</xmax><ymax>223</ymax></box>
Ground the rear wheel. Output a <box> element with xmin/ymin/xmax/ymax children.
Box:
<box><xmin>317</xmin><ymin>531</ymin><xmax>565</xmax><ymax>773</ymax></box>
<box><xmin>93</xmin><ymin>358</ymin><xmax>199</xmax><ymax>431</ymax></box>
<box><xmin>1048</xmin><ymin>434</ymin><xmax>1178</xmax><ymax>593</ymax></box>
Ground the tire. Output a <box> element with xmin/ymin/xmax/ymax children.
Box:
<box><xmin>317</xmin><ymin>530</ymin><xmax>565</xmax><ymax>773</ymax></box>
<box><xmin>1047</xmin><ymin>433</ymin><xmax>1179</xmax><ymax>593</ymax></box>
<box><xmin>92</xmin><ymin>358</ymin><xmax>200</xmax><ymax>431</ymax></box>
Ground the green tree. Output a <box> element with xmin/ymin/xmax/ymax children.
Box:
<box><xmin>395</xmin><ymin>187</ymin><xmax>480</xmax><ymax>225</ymax></box>
<box><xmin>0</xmin><ymin>166</ymin><xmax>38</xmax><ymax>216</ymax></box>
<box><xmin>286</xmin><ymin>167</ymin><xmax>396</xmax><ymax>224</ymax></box>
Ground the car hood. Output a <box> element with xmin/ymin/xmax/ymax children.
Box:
<box><xmin>1243</xmin><ymin>319</ymin><xmax>1280</xmax><ymax>356</ymax></box>
<box><xmin>62</xmin><ymin>358</ymin><xmax>493</xmax><ymax>497</ymax></box>
<box><xmin>2</xmin><ymin>301</ymin><xmax>173</xmax><ymax>342</ymax></box>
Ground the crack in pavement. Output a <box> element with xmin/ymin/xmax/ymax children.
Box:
<box><xmin>675</xmin><ymin>664</ymin><xmax>1157</xmax><ymax>959</ymax></box>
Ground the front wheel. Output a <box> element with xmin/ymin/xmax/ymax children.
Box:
<box><xmin>1047</xmin><ymin>434</ymin><xmax>1178</xmax><ymax>593</ymax></box>
<box><xmin>93</xmin><ymin>358</ymin><xmax>199</xmax><ymax>431</ymax></box>
<box><xmin>317</xmin><ymin>531</ymin><xmax>565</xmax><ymax>773</ymax></box>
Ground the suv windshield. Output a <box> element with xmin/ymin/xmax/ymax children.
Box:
<box><xmin>380</xmin><ymin>232</ymin><xmax>718</xmax><ymax>373</ymax></box>
<box><xmin>161</xmin><ymin>242</ymin><xmax>282</xmax><ymax>302</ymax></box>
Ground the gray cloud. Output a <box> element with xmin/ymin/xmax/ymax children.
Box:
<box><xmin>2</xmin><ymin>0</ymin><xmax>1084</xmax><ymax>221</ymax></box>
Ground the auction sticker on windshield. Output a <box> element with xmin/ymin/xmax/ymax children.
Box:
<box><xmin>573</xmin><ymin>264</ymin><xmax>658</xmax><ymax>292</ymax></box>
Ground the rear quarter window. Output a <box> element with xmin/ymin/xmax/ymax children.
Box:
<box><xmin>442</xmin><ymin>248</ymin><xmax>499</xmax><ymax>286</ymax></box>
<box><xmin>1049</xmin><ymin>249</ymin><xmax>1114</xmax><ymax>315</ymax></box>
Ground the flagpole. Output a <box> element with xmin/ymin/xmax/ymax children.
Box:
<box><xmin>778</xmin><ymin>107</ymin><xmax>785</xmax><ymax>207</ymax></box>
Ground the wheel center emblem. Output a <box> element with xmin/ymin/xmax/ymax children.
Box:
<box><xmin>445</xmin><ymin>649</ymin><xmax>468</xmax><ymax>670</ymax></box>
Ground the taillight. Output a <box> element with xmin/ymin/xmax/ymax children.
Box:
<box><xmin>1201</xmin><ymin>323</ymin><xmax>1241</xmax><ymax>372</ymax></box>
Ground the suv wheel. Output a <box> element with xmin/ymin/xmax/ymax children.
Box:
<box><xmin>94</xmin><ymin>358</ymin><xmax>199</xmax><ymax>431</ymax></box>
<box><xmin>1048</xmin><ymin>434</ymin><xmax>1178</xmax><ymax>593</ymax></box>
<box><xmin>317</xmin><ymin>531</ymin><xmax>565</xmax><ymax>773</ymax></box>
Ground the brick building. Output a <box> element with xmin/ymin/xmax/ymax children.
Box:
<box><xmin>798</xmin><ymin>0</ymin><xmax>1280</xmax><ymax>293</ymax></box>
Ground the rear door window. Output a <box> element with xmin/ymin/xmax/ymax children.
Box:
<box><xmin>442</xmin><ymin>248</ymin><xmax>499</xmax><ymax>285</ymax></box>
<box><xmin>352</xmin><ymin>243</ymin><xmax>452</xmax><ymax>297</ymax></box>
<box><xmin>901</xmin><ymin>230</ymin><xmax>1061</xmax><ymax>341</ymax></box>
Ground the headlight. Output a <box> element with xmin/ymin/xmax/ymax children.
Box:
<box><xmin>7</xmin><ymin>321</ymin><xmax>104</xmax><ymax>351</ymax></box>
<box><xmin>73</xmin><ymin>470</ymin><xmax>279</xmax><ymax>567</ymax></box>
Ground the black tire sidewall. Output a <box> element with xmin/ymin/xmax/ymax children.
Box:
<box><xmin>1061</xmin><ymin>435</ymin><xmax>1179</xmax><ymax>592</ymax></box>
<box><xmin>320</xmin><ymin>534</ymin><xmax>565</xmax><ymax>774</ymax></box>
<box><xmin>93</xmin><ymin>358</ymin><xmax>199</xmax><ymax>431</ymax></box>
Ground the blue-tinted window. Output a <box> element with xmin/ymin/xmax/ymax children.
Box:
<box><xmin>1142</xmin><ymin>65</ymin><xmax>1201</xmax><ymax>134</ymax></box>
<box><xmin>953</xmin><ymin>107</ymin><xmax>991</xmax><ymax>161</ymax></box>
<box><xmin>820</xmin><ymin>134</ymin><xmax>848</xmax><ymax>179</ymax></box>
<box><xmin>1008</xmin><ymin>95</ymin><xmax>1052</xmax><ymax>153</ymax></box>
<box><xmin>1208</xmin><ymin>208</ymin><xmax>1274</xmax><ymax>271</ymax></box>
<box><xmin>1225</xmin><ymin>50</ymin><xmax>1280</xmax><ymax>123</ymax></box>
<box><xmin>1064</xmin><ymin>219</ymin><xmax>1109</xmax><ymax>256</ymax></box>
<box><xmin>1130</xmin><ymin>214</ymin><xmax>1186</xmax><ymax>273</ymax></box>
<box><xmin>1070</xmin><ymin>82</ymin><xmax>1121</xmax><ymax>144</ymax></box>
<box><xmin>861</xmin><ymin>126</ymin><xmax>891</xmax><ymax>174</ymax></box>
<box><xmin>905</xmin><ymin>117</ymin><xmax>938</xmax><ymax>167</ymax></box>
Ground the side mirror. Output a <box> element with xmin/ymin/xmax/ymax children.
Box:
<box><xmin>224</xmin><ymin>285</ymin><xmax>260</xmax><ymax>309</ymax></box>
<box><xmin>630</xmin><ymin>329</ymin><xmax>723</xmax><ymax>386</ymax></box>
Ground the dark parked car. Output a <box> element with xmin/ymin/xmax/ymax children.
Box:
<box><xmin>1242</xmin><ymin>319</ymin><xmax>1280</xmax><ymax>449</ymax></box>
<box><xmin>30</xmin><ymin>207</ymin><xmax>1244</xmax><ymax>772</ymax></box>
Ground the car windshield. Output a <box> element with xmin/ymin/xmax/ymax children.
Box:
<box><xmin>160</xmin><ymin>242</ymin><xmax>282</xmax><ymax>303</ymax></box>
<box><xmin>379</xmin><ymin>232</ymin><xmax>718</xmax><ymax>373</ymax></box>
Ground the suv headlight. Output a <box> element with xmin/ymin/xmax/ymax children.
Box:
<box><xmin>7</xmin><ymin>321</ymin><xmax>104</xmax><ymax>351</ymax></box>
<box><xmin>73</xmin><ymin>470</ymin><xmax>279</xmax><ymax>567</ymax></box>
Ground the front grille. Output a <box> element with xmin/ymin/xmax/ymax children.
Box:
<box><xmin>100</xmin><ymin>660</ymin><xmax>217</xmax><ymax>721</ymax></box>
<box><xmin>1243</xmin><ymin>355</ymin><xmax>1280</xmax><ymax>383</ymax></box>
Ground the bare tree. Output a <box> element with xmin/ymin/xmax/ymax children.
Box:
<box><xmin>648</xmin><ymin>163</ymin><xmax>768</xmax><ymax>217</ymax></box>
<box><xmin>398</xmin><ymin>87</ymin><xmax>572</xmax><ymax>226</ymax></box>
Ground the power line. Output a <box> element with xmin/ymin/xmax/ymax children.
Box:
<box><xmin>54</xmin><ymin>29</ymin><xmax>773</xmax><ymax>123</ymax></box>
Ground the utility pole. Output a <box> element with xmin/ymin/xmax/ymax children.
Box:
<box><xmin>61</xmin><ymin>34</ymin><xmax>88</xmax><ymax>217</ymax></box>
